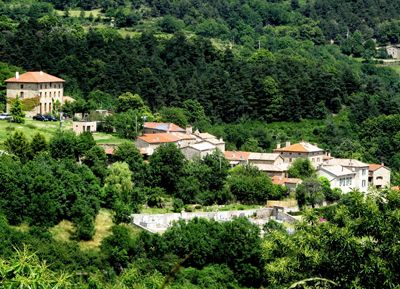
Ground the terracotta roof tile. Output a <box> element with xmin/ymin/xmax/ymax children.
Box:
<box><xmin>224</xmin><ymin>151</ymin><xmax>251</xmax><ymax>161</ymax></box>
<box><xmin>272</xmin><ymin>176</ymin><xmax>302</xmax><ymax>185</ymax></box>
<box><xmin>138</xmin><ymin>133</ymin><xmax>180</xmax><ymax>144</ymax></box>
<box><xmin>6</xmin><ymin>71</ymin><xmax>65</xmax><ymax>83</ymax></box>
<box><xmin>143</xmin><ymin>122</ymin><xmax>185</xmax><ymax>132</ymax></box>
<box><xmin>274</xmin><ymin>142</ymin><xmax>323</xmax><ymax>153</ymax></box>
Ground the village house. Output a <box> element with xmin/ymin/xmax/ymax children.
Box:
<box><xmin>224</xmin><ymin>151</ymin><xmax>251</xmax><ymax>166</ymax></box>
<box><xmin>135</xmin><ymin>133</ymin><xmax>182</xmax><ymax>156</ymax></box>
<box><xmin>5</xmin><ymin>71</ymin><xmax>65</xmax><ymax>117</ymax></box>
<box><xmin>72</xmin><ymin>121</ymin><xmax>97</xmax><ymax>135</ymax></box>
<box><xmin>194</xmin><ymin>131</ymin><xmax>226</xmax><ymax>152</ymax></box>
<box><xmin>273</xmin><ymin>141</ymin><xmax>326</xmax><ymax>166</ymax></box>
<box><xmin>369</xmin><ymin>164</ymin><xmax>391</xmax><ymax>189</ymax></box>
<box><xmin>318</xmin><ymin>158</ymin><xmax>369</xmax><ymax>193</ymax></box>
<box><xmin>386</xmin><ymin>45</ymin><xmax>400</xmax><ymax>59</ymax></box>
<box><xmin>181</xmin><ymin>142</ymin><xmax>218</xmax><ymax>160</ymax></box>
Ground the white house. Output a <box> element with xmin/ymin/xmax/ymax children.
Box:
<box><xmin>318</xmin><ymin>158</ymin><xmax>369</xmax><ymax>193</ymax></box>
<box><xmin>317</xmin><ymin>165</ymin><xmax>357</xmax><ymax>193</ymax></box>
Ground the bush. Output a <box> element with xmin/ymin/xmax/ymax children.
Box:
<box><xmin>74</xmin><ymin>214</ymin><xmax>96</xmax><ymax>241</ymax></box>
<box><xmin>172</xmin><ymin>198</ymin><xmax>184</xmax><ymax>213</ymax></box>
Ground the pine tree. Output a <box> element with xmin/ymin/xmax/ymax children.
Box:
<box><xmin>10</xmin><ymin>96</ymin><xmax>25</xmax><ymax>123</ymax></box>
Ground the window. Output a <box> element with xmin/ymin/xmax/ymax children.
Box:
<box><xmin>45</xmin><ymin>92</ymin><xmax>47</xmax><ymax>97</ymax></box>
<box><xmin>40</xmin><ymin>92</ymin><xmax>42</xmax><ymax>97</ymax></box>
<box><xmin>20</xmin><ymin>84</ymin><xmax>23</xmax><ymax>89</ymax></box>
<box><xmin>312</xmin><ymin>158</ymin><xmax>315</xmax><ymax>162</ymax></box>
<box><xmin>362</xmin><ymin>180</ymin><xmax>366</xmax><ymax>187</ymax></box>
<box><xmin>362</xmin><ymin>169</ymin><xmax>366</xmax><ymax>176</ymax></box>
<box><xmin>340</xmin><ymin>178</ymin><xmax>344</xmax><ymax>186</ymax></box>
<box><xmin>20</xmin><ymin>91</ymin><xmax>24</xmax><ymax>98</ymax></box>
<box><xmin>317</xmin><ymin>158</ymin><xmax>320</xmax><ymax>162</ymax></box>
<box><xmin>346</xmin><ymin>178</ymin><xmax>352</xmax><ymax>186</ymax></box>
<box><xmin>58</xmin><ymin>91</ymin><xmax>60</xmax><ymax>97</ymax></box>
<box><xmin>377</xmin><ymin>176</ymin><xmax>383</xmax><ymax>180</ymax></box>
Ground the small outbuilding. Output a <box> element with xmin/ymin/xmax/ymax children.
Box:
<box><xmin>73</xmin><ymin>121</ymin><xmax>97</xmax><ymax>134</ymax></box>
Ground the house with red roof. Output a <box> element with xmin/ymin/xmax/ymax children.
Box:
<box><xmin>274</xmin><ymin>141</ymin><xmax>326</xmax><ymax>166</ymax></box>
<box><xmin>369</xmin><ymin>163</ymin><xmax>391</xmax><ymax>189</ymax></box>
<box><xmin>6</xmin><ymin>71</ymin><xmax>65</xmax><ymax>117</ymax></box>
<box><xmin>135</xmin><ymin>133</ymin><xmax>182</xmax><ymax>156</ymax></box>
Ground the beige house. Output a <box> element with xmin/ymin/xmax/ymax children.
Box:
<box><xmin>274</xmin><ymin>141</ymin><xmax>326</xmax><ymax>167</ymax></box>
<box><xmin>6</xmin><ymin>71</ymin><xmax>65</xmax><ymax>117</ymax></box>
<box><xmin>386</xmin><ymin>45</ymin><xmax>400</xmax><ymax>59</ymax></box>
<box><xmin>181</xmin><ymin>142</ymin><xmax>218</xmax><ymax>160</ymax></box>
<box><xmin>369</xmin><ymin>164</ymin><xmax>391</xmax><ymax>189</ymax></box>
<box><xmin>318</xmin><ymin>158</ymin><xmax>369</xmax><ymax>193</ymax></box>
<box><xmin>135</xmin><ymin>133</ymin><xmax>181</xmax><ymax>156</ymax></box>
<box><xmin>73</xmin><ymin>121</ymin><xmax>97</xmax><ymax>134</ymax></box>
<box><xmin>194</xmin><ymin>131</ymin><xmax>225</xmax><ymax>152</ymax></box>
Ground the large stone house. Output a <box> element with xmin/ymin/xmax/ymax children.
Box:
<box><xmin>273</xmin><ymin>141</ymin><xmax>326</xmax><ymax>167</ymax></box>
<box><xmin>317</xmin><ymin>158</ymin><xmax>369</xmax><ymax>193</ymax></box>
<box><xmin>135</xmin><ymin>133</ymin><xmax>182</xmax><ymax>156</ymax></box>
<box><xmin>181</xmin><ymin>142</ymin><xmax>218</xmax><ymax>160</ymax></box>
<box><xmin>369</xmin><ymin>164</ymin><xmax>391</xmax><ymax>189</ymax></box>
<box><xmin>6</xmin><ymin>71</ymin><xmax>65</xmax><ymax>117</ymax></box>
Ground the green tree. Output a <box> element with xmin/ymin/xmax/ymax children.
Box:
<box><xmin>116</xmin><ymin>92</ymin><xmax>147</xmax><ymax>113</ymax></box>
<box><xmin>49</xmin><ymin>130</ymin><xmax>78</xmax><ymax>160</ymax></box>
<box><xmin>9</xmin><ymin>96</ymin><xmax>25</xmax><ymax>123</ymax></box>
<box><xmin>295</xmin><ymin>178</ymin><xmax>325</xmax><ymax>209</ymax></box>
<box><xmin>114</xmin><ymin>142</ymin><xmax>146</xmax><ymax>185</ymax></box>
<box><xmin>288</xmin><ymin>158</ymin><xmax>316</xmax><ymax>179</ymax></box>
<box><xmin>113</xmin><ymin>109</ymin><xmax>143</xmax><ymax>139</ymax></box>
<box><xmin>149</xmin><ymin>143</ymin><xmax>185</xmax><ymax>194</ymax></box>
<box><xmin>5</xmin><ymin>131</ymin><xmax>31</xmax><ymax>162</ymax></box>
<box><xmin>30</xmin><ymin>132</ymin><xmax>48</xmax><ymax>157</ymax></box>
<box><xmin>159</xmin><ymin>107</ymin><xmax>188</xmax><ymax>128</ymax></box>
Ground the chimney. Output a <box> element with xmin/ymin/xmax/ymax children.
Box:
<box><xmin>186</xmin><ymin>125</ymin><xmax>193</xmax><ymax>135</ymax></box>
<box><xmin>276</xmin><ymin>143</ymin><xmax>281</xmax><ymax>149</ymax></box>
<box><xmin>285</xmin><ymin>141</ymin><xmax>291</xmax><ymax>147</ymax></box>
<box><xmin>15</xmin><ymin>71</ymin><xmax>19</xmax><ymax>79</ymax></box>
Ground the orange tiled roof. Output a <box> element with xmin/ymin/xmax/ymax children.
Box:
<box><xmin>274</xmin><ymin>142</ymin><xmax>323</xmax><ymax>153</ymax></box>
<box><xmin>5</xmin><ymin>71</ymin><xmax>65</xmax><ymax>83</ymax></box>
<box><xmin>392</xmin><ymin>186</ymin><xmax>400</xmax><ymax>191</ymax></box>
<box><xmin>224</xmin><ymin>151</ymin><xmax>251</xmax><ymax>161</ymax></box>
<box><xmin>272</xmin><ymin>176</ymin><xmax>302</xmax><ymax>185</ymax></box>
<box><xmin>143</xmin><ymin>122</ymin><xmax>185</xmax><ymax>132</ymax></box>
<box><xmin>138</xmin><ymin>133</ymin><xmax>180</xmax><ymax>144</ymax></box>
<box><xmin>369</xmin><ymin>164</ymin><xmax>385</xmax><ymax>172</ymax></box>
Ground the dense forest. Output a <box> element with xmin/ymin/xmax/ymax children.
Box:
<box><xmin>1</xmin><ymin>0</ymin><xmax>400</xmax><ymax>287</ymax></box>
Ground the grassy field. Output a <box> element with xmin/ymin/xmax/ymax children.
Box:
<box><xmin>0</xmin><ymin>118</ymin><xmax>125</xmax><ymax>148</ymax></box>
<box><xmin>50</xmin><ymin>209</ymin><xmax>141</xmax><ymax>250</ymax></box>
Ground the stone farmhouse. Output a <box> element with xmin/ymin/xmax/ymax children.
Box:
<box><xmin>369</xmin><ymin>164</ymin><xmax>391</xmax><ymax>189</ymax></box>
<box><xmin>6</xmin><ymin>71</ymin><xmax>65</xmax><ymax>117</ymax></box>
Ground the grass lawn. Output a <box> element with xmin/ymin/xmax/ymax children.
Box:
<box><xmin>388</xmin><ymin>64</ymin><xmax>400</xmax><ymax>75</ymax></box>
<box><xmin>0</xmin><ymin>117</ymin><xmax>125</xmax><ymax>148</ymax></box>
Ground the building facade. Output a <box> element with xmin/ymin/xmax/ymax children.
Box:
<box><xmin>273</xmin><ymin>141</ymin><xmax>326</xmax><ymax>167</ymax></box>
<box><xmin>6</xmin><ymin>71</ymin><xmax>65</xmax><ymax>117</ymax></box>
<box><xmin>369</xmin><ymin>164</ymin><xmax>391</xmax><ymax>189</ymax></box>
